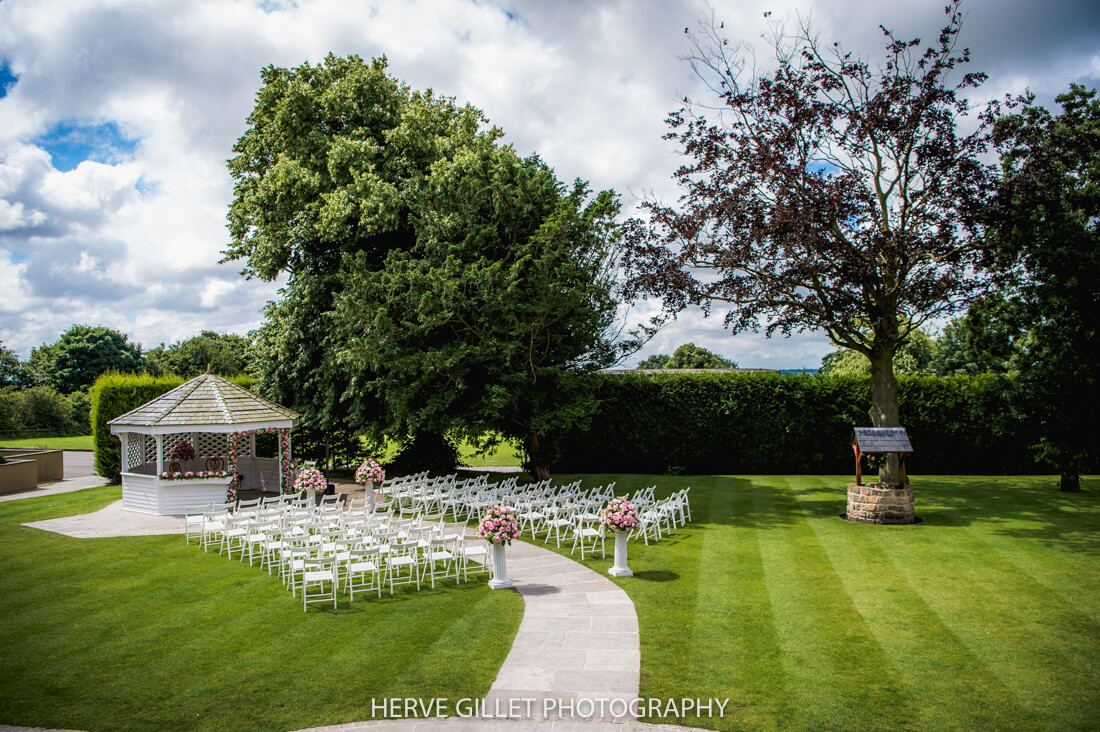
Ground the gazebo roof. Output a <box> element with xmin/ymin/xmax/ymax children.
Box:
<box><xmin>108</xmin><ymin>374</ymin><xmax>299</xmax><ymax>435</ymax></box>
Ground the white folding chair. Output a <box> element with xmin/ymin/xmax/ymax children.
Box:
<box><xmin>385</xmin><ymin>540</ymin><xmax>421</xmax><ymax>594</ymax></box>
<box><xmin>570</xmin><ymin>515</ymin><xmax>605</xmax><ymax>559</ymax></box>
<box><xmin>344</xmin><ymin>547</ymin><xmax>382</xmax><ymax>600</ymax></box>
<box><xmin>457</xmin><ymin>535</ymin><xmax>490</xmax><ymax>582</ymax></box>
<box><xmin>301</xmin><ymin>557</ymin><xmax>338</xmax><ymax>611</ymax></box>
<box><xmin>184</xmin><ymin>503</ymin><xmax>211</xmax><ymax>545</ymax></box>
<box><xmin>422</xmin><ymin>537</ymin><xmax>458</xmax><ymax>588</ymax></box>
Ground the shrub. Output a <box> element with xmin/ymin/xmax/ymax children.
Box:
<box><xmin>553</xmin><ymin>371</ymin><xmax>1043</xmax><ymax>475</ymax></box>
<box><xmin>0</xmin><ymin>387</ymin><xmax>25</xmax><ymax>434</ymax></box>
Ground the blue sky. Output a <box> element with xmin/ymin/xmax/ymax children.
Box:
<box><xmin>1</xmin><ymin>0</ymin><xmax>1098</xmax><ymax>368</ymax></box>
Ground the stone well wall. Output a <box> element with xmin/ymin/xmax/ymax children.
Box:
<box><xmin>845</xmin><ymin>483</ymin><xmax>916</xmax><ymax>525</ymax></box>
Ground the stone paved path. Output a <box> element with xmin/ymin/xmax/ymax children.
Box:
<box><xmin>8</xmin><ymin>478</ymin><xmax>673</xmax><ymax>731</ymax></box>
<box><xmin>481</xmin><ymin>540</ymin><xmax>640</xmax><ymax>721</ymax></box>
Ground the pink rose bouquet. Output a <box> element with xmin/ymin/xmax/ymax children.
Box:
<box><xmin>293</xmin><ymin>466</ymin><xmax>327</xmax><ymax>494</ymax></box>
<box><xmin>477</xmin><ymin>505</ymin><xmax>521</xmax><ymax>545</ymax></box>
<box><xmin>601</xmin><ymin>496</ymin><xmax>640</xmax><ymax>533</ymax></box>
<box><xmin>355</xmin><ymin>459</ymin><xmax>385</xmax><ymax>485</ymax></box>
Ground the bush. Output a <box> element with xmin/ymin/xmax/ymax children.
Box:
<box><xmin>0</xmin><ymin>387</ymin><xmax>25</xmax><ymax>434</ymax></box>
<box><xmin>90</xmin><ymin>372</ymin><xmax>254</xmax><ymax>482</ymax></box>
<box><xmin>0</xmin><ymin>384</ymin><xmax>89</xmax><ymax>437</ymax></box>
<box><xmin>552</xmin><ymin>371</ymin><xmax>1043</xmax><ymax>475</ymax></box>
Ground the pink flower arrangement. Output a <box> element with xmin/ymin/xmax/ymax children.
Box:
<box><xmin>293</xmin><ymin>466</ymin><xmax>327</xmax><ymax>494</ymax></box>
<box><xmin>159</xmin><ymin>470</ymin><xmax>229</xmax><ymax>480</ymax></box>
<box><xmin>167</xmin><ymin>441</ymin><xmax>196</xmax><ymax>463</ymax></box>
<box><xmin>477</xmin><ymin>505</ymin><xmax>521</xmax><ymax>545</ymax></box>
<box><xmin>601</xmin><ymin>497</ymin><xmax>640</xmax><ymax>532</ymax></box>
<box><xmin>355</xmin><ymin>459</ymin><xmax>385</xmax><ymax>485</ymax></box>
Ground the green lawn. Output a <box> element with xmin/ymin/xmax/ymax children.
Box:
<box><xmin>546</xmin><ymin>474</ymin><xmax>1100</xmax><ymax>731</ymax></box>
<box><xmin>0</xmin><ymin>434</ymin><xmax>94</xmax><ymax>450</ymax></box>
<box><xmin>2</xmin><ymin>475</ymin><xmax>1096</xmax><ymax>731</ymax></box>
<box><xmin>0</xmin><ymin>486</ymin><xmax>524</xmax><ymax>732</ymax></box>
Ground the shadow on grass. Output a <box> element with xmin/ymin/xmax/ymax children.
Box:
<box><xmin>632</xmin><ymin>569</ymin><xmax>679</xmax><ymax>582</ymax></box>
<box><xmin>704</xmin><ymin>474</ymin><xmax>1100</xmax><ymax>555</ymax></box>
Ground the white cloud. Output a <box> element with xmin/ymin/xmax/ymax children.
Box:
<box><xmin>0</xmin><ymin>0</ymin><xmax>1097</xmax><ymax>367</ymax></box>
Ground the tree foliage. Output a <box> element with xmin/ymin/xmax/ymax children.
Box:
<box><xmin>29</xmin><ymin>325</ymin><xmax>143</xmax><ymax>393</ymax></box>
<box><xmin>929</xmin><ymin>294</ymin><xmax>1027</xmax><ymax>376</ymax></box>
<box><xmin>988</xmin><ymin>84</ymin><xmax>1100</xmax><ymax>491</ymax></box>
<box><xmin>225</xmin><ymin>54</ymin><xmax>642</xmax><ymax>478</ymax></box>
<box><xmin>0</xmin><ymin>341</ymin><xmax>28</xmax><ymax>388</ymax></box>
<box><xmin>638</xmin><ymin>343</ymin><xmax>736</xmax><ymax>369</ymax></box>
<box><xmin>623</xmin><ymin>2</ymin><xmax>995</xmax><ymax>483</ymax></box>
<box><xmin>820</xmin><ymin>327</ymin><xmax>936</xmax><ymax>376</ymax></box>
<box><xmin>142</xmin><ymin>331</ymin><xmax>250</xmax><ymax>378</ymax></box>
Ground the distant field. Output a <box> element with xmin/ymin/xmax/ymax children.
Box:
<box><xmin>0</xmin><ymin>435</ymin><xmax>94</xmax><ymax>450</ymax></box>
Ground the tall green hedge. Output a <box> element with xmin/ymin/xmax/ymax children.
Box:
<box><xmin>553</xmin><ymin>371</ymin><xmax>1040</xmax><ymax>475</ymax></box>
<box><xmin>90</xmin><ymin>372</ymin><xmax>253</xmax><ymax>482</ymax></box>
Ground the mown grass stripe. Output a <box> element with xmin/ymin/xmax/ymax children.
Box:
<box><xmin>756</xmin><ymin>475</ymin><xmax>923</xmax><ymax>730</ymax></box>
<box><xmin>789</xmin><ymin>475</ymin><xmax>1044</xmax><ymax>730</ymax></box>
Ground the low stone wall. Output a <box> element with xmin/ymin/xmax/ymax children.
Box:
<box><xmin>0</xmin><ymin>448</ymin><xmax>64</xmax><ymax>483</ymax></box>
<box><xmin>845</xmin><ymin>483</ymin><xmax>916</xmax><ymax>524</ymax></box>
<box><xmin>0</xmin><ymin>460</ymin><xmax>38</xmax><ymax>495</ymax></box>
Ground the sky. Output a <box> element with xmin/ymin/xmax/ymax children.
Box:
<box><xmin>1</xmin><ymin>0</ymin><xmax>1098</xmax><ymax>369</ymax></box>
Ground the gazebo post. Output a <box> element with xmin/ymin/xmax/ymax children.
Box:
<box><xmin>155</xmin><ymin>435</ymin><xmax>164</xmax><ymax>475</ymax></box>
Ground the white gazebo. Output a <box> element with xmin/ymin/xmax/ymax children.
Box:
<box><xmin>109</xmin><ymin>374</ymin><xmax>300</xmax><ymax>515</ymax></box>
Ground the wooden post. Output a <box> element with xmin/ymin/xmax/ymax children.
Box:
<box><xmin>852</xmin><ymin>444</ymin><xmax>863</xmax><ymax>486</ymax></box>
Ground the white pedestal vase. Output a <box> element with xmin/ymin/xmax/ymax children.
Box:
<box><xmin>488</xmin><ymin>542</ymin><xmax>513</xmax><ymax>589</ymax></box>
<box><xmin>608</xmin><ymin>531</ymin><xmax>633</xmax><ymax>577</ymax></box>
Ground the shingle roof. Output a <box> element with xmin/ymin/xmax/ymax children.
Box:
<box><xmin>851</xmin><ymin>427</ymin><xmax>913</xmax><ymax>453</ymax></box>
<box><xmin>108</xmin><ymin>374</ymin><xmax>299</xmax><ymax>429</ymax></box>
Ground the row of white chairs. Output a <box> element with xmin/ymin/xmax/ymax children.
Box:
<box><xmin>630</xmin><ymin>488</ymin><xmax>692</xmax><ymax>545</ymax></box>
<box><xmin>185</xmin><ymin>496</ymin><xmax>492</xmax><ymax>611</ymax></box>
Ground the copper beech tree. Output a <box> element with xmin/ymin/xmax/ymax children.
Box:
<box><xmin>623</xmin><ymin>2</ymin><xmax>995</xmax><ymax>483</ymax></box>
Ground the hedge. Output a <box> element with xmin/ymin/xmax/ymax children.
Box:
<box><xmin>552</xmin><ymin>371</ymin><xmax>1044</xmax><ymax>475</ymax></box>
<box><xmin>90</xmin><ymin>372</ymin><xmax>253</xmax><ymax>482</ymax></box>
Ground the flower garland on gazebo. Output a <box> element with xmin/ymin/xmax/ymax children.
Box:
<box><xmin>225</xmin><ymin>427</ymin><xmax>294</xmax><ymax>502</ymax></box>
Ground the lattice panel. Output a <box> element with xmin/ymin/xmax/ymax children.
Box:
<box><xmin>235</xmin><ymin>435</ymin><xmax>253</xmax><ymax>457</ymax></box>
<box><xmin>126</xmin><ymin>435</ymin><xmax>145</xmax><ymax>470</ymax></box>
<box><xmin>164</xmin><ymin>433</ymin><xmax>192</xmax><ymax>462</ymax></box>
<box><xmin>196</xmin><ymin>432</ymin><xmax>227</xmax><ymax>458</ymax></box>
<box><xmin>143</xmin><ymin>435</ymin><xmax>156</xmax><ymax>465</ymax></box>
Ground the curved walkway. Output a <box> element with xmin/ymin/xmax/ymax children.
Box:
<box><xmin>12</xmin><ymin>477</ymin><xmax>664</xmax><ymax>730</ymax></box>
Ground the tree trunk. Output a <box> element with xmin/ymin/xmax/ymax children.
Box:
<box><xmin>525</xmin><ymin>428</ymin><xmax>550</xmax><ymax>482</ymax></box>
<box><xmin>1060</xmin><ymin>472</ymin><xmax>1081</xmax><ymax>492</ymax></box>
<box><xmin>868</xmin><ymin>345</ymin><xmax>901</xmax><ymax>485</ymax></box>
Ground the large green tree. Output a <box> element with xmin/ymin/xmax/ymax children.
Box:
<box><xmin>988</xmin><ymin>84</ymin><xmax>1100</xmax><ymax>492</ymax></box>
<box><xmin>29</xmin><ymin>325</ymin><xmax>143</xmax><ymax>393</ymax></box>
<box><xmin>622</xmin><ymin>3</ymin><xmax>995</xmax><ymax>484</ymax></box>
<box><xmin>225</xmin><ymin>54</ymin><xmax>641</xmax><ymax>478</ymax></box>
